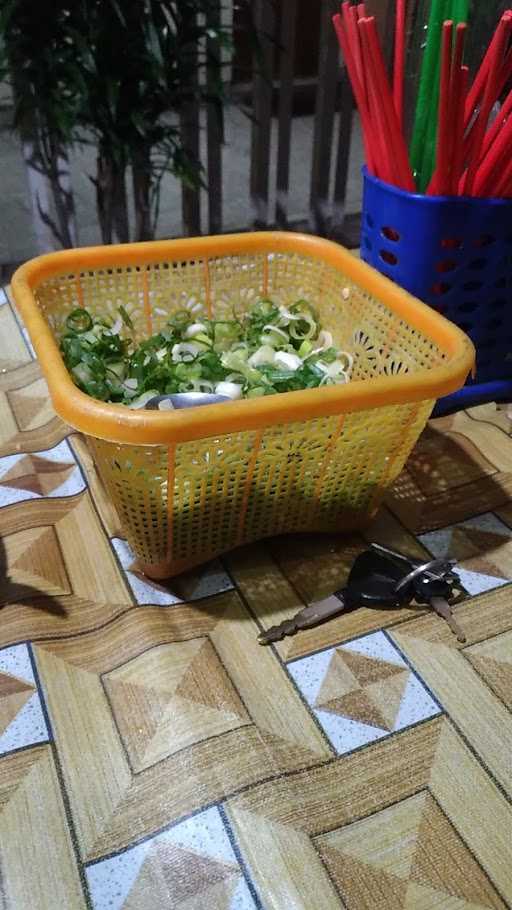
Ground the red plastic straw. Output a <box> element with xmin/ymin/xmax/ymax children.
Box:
<box><xmin>359</xmin><ymin>16</ymin><xmax>415</xmax><ymax>190</ymax></box>
<box><xmin>473</xmin><ymin>103</ymin><xmax>512</xmax><ymax>196</ymax></box>
<box><xmin>463</xmin><ymin>39</ymin><xmax>512</xmax><ymax>166</ymax></box>
<box><xmin>342</xmin><ymin>2</ymin><xmax>363</xmax><ymax>88</ymax></box>
<box><xmin>357</xmin><ymin>18</ymin><xmax>396</xmax><ymax>184</ymax></box>
<box><xmin>480</xmin><ymin>83</ymin><xmax>512</xmax><ymax>165</ymax></box>
<box><xmin>464</xmin><ymin>10</ymin><xmax>512</xmax><ymax>131</ymax></box>
<box><xmin>462</xmin><ymin>15</ymin><xmax>510</xmax><ymax>195</ymax></box>
<box><xmin>450</xmin><ymin>65</ymin><xmax>469</xmax><ymax>194</ymax></box>
<box><xmin>448</xmin><ymin>24</ymin><xmax>467</xmax><ymax>193</ymax></box>
<box><xmin>492</xmin><ymin>153</ymin><xmax>512</xmax><ymax>197</ymax></box>
<box><xmin>393</xmin><ymin>0</ymin><xmax>407</xmax><ymax>131</ymax></box>
<box><xmin>356</xmin><ymin>18</ymin><xmax>395</xmax><ymax>183</ymax></box>
<box><xmin>433</xmin><ymin>21</ymin><xmax>454</xmax><ymax>195</ymax></box>
<box><xmin>427</xmin><ymin>23</ymin><xmax>466</xmax><ymax>196</ymax></box>
<box><xmin>332</xmin><ymin>13</ymin><xmax>377</xmax><ymax>175</ymax></box>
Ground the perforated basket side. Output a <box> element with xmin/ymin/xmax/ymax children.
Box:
<box><xmin>88</xmin><ymin>398</ymin><xmax>432</xmax><ymax>578</ymax></box>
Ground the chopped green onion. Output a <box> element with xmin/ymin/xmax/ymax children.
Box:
<box><xmin>118</xmin><ymin>305</ymin><xmax>134</xmax><ymax>330</ymax></box>
<box><xmin>66</xmin><ymin>308</ymin><xmax>93</xmax><ymax>333</ymax></box>
<box><xmin>59</xmin><ymin>299</ymin><xmax>353</xmax><ymax>405</ymax></box>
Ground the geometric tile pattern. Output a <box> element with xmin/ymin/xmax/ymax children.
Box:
<box><xmin>0</xmin><ymin>362</ymin><xmax>69</xmax><ymax>458</ymax></box>
<box><xmin>419</xmin><ymin>513</ymin><xmax>512</xmax><ymax>596</ymax></box>
<box><xmin>465</xmin><ymin>630</ymin><xmax>512</xmax><ymax>709</ymax></box>
<box><xmin>0</xmin><ymin>440</ymin><xmax>85</xmax><ymax>506</ymax></box>
<box><xmin>7</xmin><ymin>376</ymin><xmax>56</xmax><ymax>431</ymax></box>
<box><xmin>227</xmin><ymin>718</ymin><xmax>512</xmax><ymax>909</ymax></box>
<box><xmin>34</xmin><ymin>595</ymin><xmax>329</xmax><ymax>862</ymax></box>
<box><xmin>86</xmin><ymin>807</ymin><xmax>257</xmax><ymax>910</ymax></box>
<box><xmin>316</xmin><ymin>791</ymin><xmax>507</xmax><ymax>909</ymax></box>
<box><xmin>288</xmin><ymin>631</ymin><xmax>440</xmax><ymax>754</ymax></box>
<box><xmin>103</xmin><ymin>639</ymin><xmax>251</xmax><ymax>771</ymax></box>
<box><xmin>0</xmin><ymin>643</ymin><xmax>49</xmax><ymax>755</ymax></box>
<box><xmin>1</xmin><ymin>288</ymin><xmax>512</xmax><ymax>908</ymax></box>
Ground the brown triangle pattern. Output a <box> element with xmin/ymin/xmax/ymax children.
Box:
<box><xmin>365</xmin><ymin>671</ymin><xmax>410</xmax><ymax>730</ymax></box>
<box><xmin>314</xmin><ymin>651</ymin><xmax>359</xmax><ymax>708</ymax></box>
<box><xmin>319</xmin><ymin>846</ymin><xmax>408</xmax><ymax>910</ymax></box>
<box><xmin>449</xmin><ymin>527</ymin><xmax>511</xmax><ymax>580</ymax></box>
<box><xmin>0</xmin><ymin>745</ymin><xmax>47</xmax><ymax>813</ymax></box>
<box><xmin>340</xmin><ymin>648</ymin><xmax>406</xmax><ymax>686</ymax></box>
<box><xmin>410</xmin><ymin>795</ymin><xmax>505</xmax><ymax>909</ymax></box>
<box><xmin>10</xmin><ymin>397</ymin><xmax>49</xmax><ymax>431</ymax></box>
<box><xmin>175</xmin><ymin>639</ymin><xmax>247</xmax><ymax>719</ymax></box>
<box><xmin>11</xmin><ymin>527</ymin><xmax>71</xmax><ymax>596</ymax></box>
<box><xmin>449</xmin><ymin>526</ymin><xmax>503</xmax><ymax>560</ymax></box>
<box><xmin>103</xmin><ymin>677</ymin><xmax>173</xmax><ymax>770</ymax></box>
<box><xmin>405</xmin><ymin>881</ymin><xmax>489</xmax><ymax>909</ymax></box>
<box><xmin>315</xmin><ymin>647</ymin><xmax>409</xmax><ymax>729</ymax></box>
<box><xmin>322</xmin><ymin>688</ymin><xmax>391</xmax><ymax>729</ymax></box>
<box><xmin>122</xmin><ymin>842</ymin><xmax>239</xmax><ymax>909</ymax></box>
<box><xmin>466</xmin><ymin>655</ymin><xmax>512</xmax><ymax>710</ymax></box>
<box><xmin>0</xmin><ymin>455</ymin><xmax>75</xmax><ymax>496</ymax></box>
<box><xmin>0</xmin><ymin>666</ymin><xmax>35</xmax><ymax>741</ymax></box>
<box><xmin>0</xmin><ymin>692</ymin><xmax>35</xmax><ymax>737</ymax></box>
<box><xmin>105</xmin><ymin>641</ymin><xmax>250</xmax><ymax>772</ymax></box>
<box><xmin>464</xmin><ymin>633</ymin><xmax>512</xmax><ymax>667</ymax></box>
<box><xmin>316</xmin><ymin>792</ymin><xmax>428</xmax><ymax>882</ymax></box>
<box><xmin>7</xmin><ymin>379</ymin><xmax>54</xmax><ymax>431</ymax></box>
<box><xmin>0</xmin><ymin>672</ymin><xmax>34</xmax><ymax>699</ymax></box>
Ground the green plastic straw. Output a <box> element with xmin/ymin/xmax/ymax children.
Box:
<box><xmin>412</xmin><ymin>0</ymin><xmax>470</xmax><ymax>192</ymax></box>
<box><xmin>410</xmin><ymin>0</ymin><xmax>449</xmax><ymax>182</ymax></box>
<box><xmin>451</xmin><ymin>0</ymin><xmax>470</xmax><ymax>23</ymax></box>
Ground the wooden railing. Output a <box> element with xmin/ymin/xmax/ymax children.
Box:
<box><xmin>182</xmin><ymin>0</ymin><xmax>395</xmax><ymax>246</ymax></box>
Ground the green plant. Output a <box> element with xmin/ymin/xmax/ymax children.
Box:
<box><xmin>1</xmin><ymin>0</ymin><xmax>248</xmax><ymax>247</ymax></box>
<box><xmin>0</xmin><ymin>0</ymin><xmax>82</xmax><ymax>247</ymax></box>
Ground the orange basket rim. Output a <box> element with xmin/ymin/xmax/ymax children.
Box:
<box><xmin>11</xmin><ymin>231</ymin><xmax>475</xmax><ymax>445</ymax></box>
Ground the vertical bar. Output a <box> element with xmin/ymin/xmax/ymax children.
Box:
<box><xmin>237</xmin><ymin>429</ymin><xmax>263</xmax><ymax>544</ymax></box>
<box><xmin>142</xmin><ymin>269</ymin><xmax>152</xmax><ymax>336</ymax></box>
<box><xmin>330</xmin><ymin>69</ymin><xmax>355</xmax><ymax>238</ymax></box>
<box><xmin>203</xmin><ymin>259</ymin><xmax>212</xmax><ymax>318</ymax></box>
<box><xmin>275</xmin><ymin>0</ymin><xmax>297</xmax><ymax>228</ymax></box>
<box><xmin>180</xmin><ymin>14</ymin><xmax>201</xmax><ymax>236</ymax></box>
<box><xmin>75</xmin><ymin>276</ymin><xmax>84</xmax><ymax>308</ymax></box>
<box><xmin>382</xmin><ymin>0</ymin><xmax>397</xmax><ymax>72</ymax></box>
<box><xmin>206</xmin><ymin>0</ymin><xmax>223</xmax><ymax>234</ymax></box>
<box><xmin>165</xmin><ymin>445</ymin><xmax>176</xmax><ymax>562</ymax></box>
<box><xmin>250</xmin><ymin>0</ymin><xmax>275</xmax><ymax>228</ymax></box>
<box><xmin>262</xmin><ymin>254</ymin><xmax>269</xmax><ymax>295</ymax></box>
<box><xmin>180</xmin><ymin>112</ymin><xmax>201</xmax><ymax>235</ymax></box>
<box><xmin>309</xmin><ymin>3</ymin><xmax>339</xmax><ymax>235</ymax></box>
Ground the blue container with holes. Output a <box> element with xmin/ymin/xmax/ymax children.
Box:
<box><xmin>361</xmin><ymin>169</ymin><xmax>512</xmax><ymax>416</ymax></box>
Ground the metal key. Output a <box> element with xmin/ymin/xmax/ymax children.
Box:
<box><xmin>258</xmin><ymin>543</ymin><xmax>466</xmax><ymax>645</ymax></box>
<box><xmin>257</xmin><ymin>595</ymin><xmax>350</xmax><ymax>644</ymax></box>
<box><xmin>430</xmin><ymin>596</ymin><xmax>466</xmax><ymax>643</ymax></box>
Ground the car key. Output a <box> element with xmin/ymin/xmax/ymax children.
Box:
<box><xmin>258</xmin><ymin>543</ymin><xmax>465</xmax><ymax>644</ymax></box>
<box><xmin>257</xmin><ymin>544</ymin><xmax>413</xmax><ymax>644</ymax></box>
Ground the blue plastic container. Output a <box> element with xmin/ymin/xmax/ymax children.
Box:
<box><xmin>361</xmin><ymin>169</ymin><xmax>512</xmax><ymax>416</ymax></box>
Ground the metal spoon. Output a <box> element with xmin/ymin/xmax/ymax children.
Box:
<box><xmin>145</xmin><ymin>392</ymin><xmax>231</xmax><ymax>410</ymax></box>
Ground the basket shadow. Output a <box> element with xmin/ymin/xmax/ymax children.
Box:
<box><xmin>143</xmin><ymin>414</ymin><xmax>510</xmax><ymax>617</ymax></box>
<box><xmin>387</xmin><ymin>420</ymin><xmax>511</xmax><ymax>533</ymax></box>
<box><xmin>0</xmin><ymin>536</ymin><xmax>67</xmax><ymax>617</ymax></box>
<box><xmin>145</xmin><ymin>485</ymin><xmax>378</xmax><ymax>618</ymax></box>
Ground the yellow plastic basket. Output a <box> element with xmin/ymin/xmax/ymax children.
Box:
<box><xmin>12</xmin><ymin>232</ymin><xmax>474</xmax><ymax>578</ymax></box>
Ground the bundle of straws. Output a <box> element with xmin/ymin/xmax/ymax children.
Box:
<box><xmin>332</xmin><ymin>2</ymin><xmax>512</xmax><ymax>198</ymax></box>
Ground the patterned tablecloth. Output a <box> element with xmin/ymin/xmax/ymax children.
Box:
<box><xmin>0</xmin><ymin>284</ymin><xmax>511</xmax><ymax>909</ymax></box>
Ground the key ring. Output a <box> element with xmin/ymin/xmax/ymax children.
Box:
<box><xmin>394</xmin><ymin>557</ymin><xmax>457</xmax><ymax>594</ymax></box>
